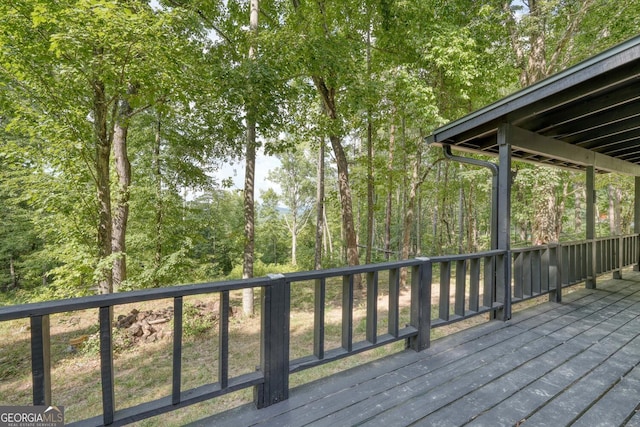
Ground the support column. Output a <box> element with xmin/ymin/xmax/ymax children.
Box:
<box><xmin>635</xmin><ymin>176</ymin><xmax>640</xmax><ymax>271</ymax></box>
<box><xmin>496</xmin><ymin>124</ymin><xmax>512</xmax><ymax>321</ymax></box>
<box><xmin>255</xmin><ymin>274</ymin><xmax>290</xmax><ymax>408</ymax></box>
<box><xmin>586</xmin><ymin>166</ymin><xmax>597</xmax><ymax>288</ymax></box>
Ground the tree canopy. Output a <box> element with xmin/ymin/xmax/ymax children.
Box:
<box><xmin>1</xmin><ymin>0</ymin><xmax>638</xmax><ymax>299</ymax></box>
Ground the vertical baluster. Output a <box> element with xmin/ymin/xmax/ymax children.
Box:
<box><xmin>532</xmin><ymin>250</ymin><xmax>541</xmax><ymax>295</ymax></box>
<box><xmin>523</xmin><ymin>251</ymin><xmax>532</xmax><ymax>298</ymax></box>
<box><xmin>439</xmin><ymin>261</ymin><xmax>451</xmax><ymax>321</ymax></box>
<box><xmin>569</xmin><ymin>244</ymin><xmax>577</xmax><ymax>283</ymax></box>
<box><xmin>342</xmin><ymin>274</ymin><xmax>354</xmax><ymax>352</ymax></box>
<box><xmin>314</xmin><ymin>278</ymin><xmax>326</xmax><ymax>358</ymax></box>
<box><xmin>483</xmin><ymin>256</ymin><xmax>495</xmax><ymax>309</ymax></box>
<box><xmin>549</xmin><ymin>244</ymin><xmax>562</xmax><ymax>302</ymax></box>
<box><xmin>366</xmin><ymin>271</ymin><xmax>378</xmax><ymax>344</ymax></box>
<box><xmin>30</xmin><ymin>315</ymin><xmax>51</xmax><ymax>406</ymax></box>
<box><xmin>388</xmin><ymin>268</ymin><xmax>400</xmax><ymax>337</ymax></box>
<box><xmin>581</xmin><ymin>243</ymin><xmax>588</xmax><ymax>281</ymax></box>
<box><xmin>514</xmin><ymin>252</ymin><xmax>523</xmax><ymax>299</ymax></box>
<box><xmin>99</xmin><ymin>306</ymin><xmax>115</xmax><ymax>425</ymax></box>
<box><xmin>409</xmin><ymin>258</ymin><xmax>431</xmax><ymax>351</ymax></box>
<box><xmin>562</xmin><ymin>245</ymin><xmax>570</xmax><ymax>286</ymax></box>
<box><xmin>172</xmin><ymin>297</ymin><xmax>183</xmax><ymax>405</ymax></box>
<box><xmin>454</xmin><ymin>260</ymin><xmax>466</xmax><ymax>317</ymax></box>
<box><xmin>219</xmin><ymin>291</ymin><xmax>229</xmax><ymax>389</ymax></box>
<box><xmin>469</xmin><ymin>258</ymin><xmax>480</xmax><ymax>312</ymax></box>
<box><xmin>541</xmin><ymin>247</ymin><xmax>550</xmax><ymax>293</ymax></box>
<box><xmin>495</xmin><ymin>252</ymin><xmax>512</xmax><ymax>320</ymax></box>
<box><xmin>614</xmin><ymin>237</ymin><xmax>623</xmax><ymax>279</ymax></box>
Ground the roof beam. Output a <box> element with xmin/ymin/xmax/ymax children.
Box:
<box><xmin>504</xmin><ymin>124</ymin><xmax>640</xmax><ymax>176</ymax></box>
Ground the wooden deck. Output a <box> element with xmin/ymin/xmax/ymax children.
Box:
<box><xmin>190</xmin><ymin>272</ymin><xmax>640</xmax><ymax>427</ymax></box>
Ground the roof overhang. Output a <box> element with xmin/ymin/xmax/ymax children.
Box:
<box><xmin>426</xmin><ymin>35</ymin><xmax>640</xmax><ymax>176</ymax></box>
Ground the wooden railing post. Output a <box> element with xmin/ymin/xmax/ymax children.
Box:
<box><xmin>99</xmin><ymin>306</ymin><xmax>115</xmax><ymax>425</ymax></box>
<box><xmin>30</xmin><ymin>314</ymin><xmax>51</xmax><ymax>406</ymax></box>
<box><xmin>635</xmin><ymin>177</ymin><xmax>640</xmax><ymax>271</ymax></box>
<box><xmin>494</xmin><ymin>252</ymin><xmax>512</xmax><ymax>320</ymax></box>
<box><xmin>586</xmin><ymin>166</ymin><xmax>597</xmax><ymax>288</ymax></box>
<box><xmin>255</xmin><ymin>274</ymin><xmax>290</xmax><ymax>408</ymax></box>
<box><xmin>409</xmin><ymin>258</ymin><xmax>431</xmax><ymax>351</ymax></box>
<box><xmin>548</xmin><ymin>244</ymin><xmax>562</xmax><ymax>303</ymax></box>
<box><xmin>614</xmin><ymin>236</ymin><xmax>623</xmax><ymax>279</ymax></box>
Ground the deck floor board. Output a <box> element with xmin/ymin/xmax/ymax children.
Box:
<box><xmin>189</xmin><ymin>273</ymin><xmax>640</xmax><ymax>427</ymax></box>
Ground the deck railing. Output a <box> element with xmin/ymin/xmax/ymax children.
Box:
<box><xmin>511</xmin><ymin>234</ymin><xmax>640</xmax><ymax>304</ymax></box>
<box><xmin>0</xmin><ymin>235</ymin><xmax>638</xmax><ymax>426</ymax></box>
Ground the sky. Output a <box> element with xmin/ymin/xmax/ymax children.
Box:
<box><xmin>214</xmin><ymin>150</ymin><xmax>282</xmax><ymax>199</ymax></box>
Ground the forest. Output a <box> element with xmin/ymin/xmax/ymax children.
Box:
<box><xmin>1</xmin><ymin>0</ymin><xmax>639</xmax><ymax>304</ymax></box>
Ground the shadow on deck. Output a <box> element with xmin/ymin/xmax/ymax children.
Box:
<box><xmin>191</xmin><ymin>271</ymin><xmax>640</xmax><ymax>427</ymax></box>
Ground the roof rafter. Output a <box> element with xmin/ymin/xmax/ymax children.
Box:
<box><xmin>505</xmin><ymin>124</ymin><xmax>640</xmax><ymax>176</ymax></box>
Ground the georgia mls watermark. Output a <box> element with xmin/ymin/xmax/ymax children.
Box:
<box><xmin>0</xmin><ymin>406</ymin><xmax>64</xmax><ymax>427</ymax></box>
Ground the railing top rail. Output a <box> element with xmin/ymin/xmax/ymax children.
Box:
<box><xmin>281</xmin><ymin>258</ymin><xmax>425</xmax><ymax>282</ymax></box>
<box><xmin>0</xmin><ymin>249</ymin><xmax>509</xmax><ymax>322</ymax></box>
<box><xmin>594</xmin><ymin>233</ymin><xmax>639</xmax><ymax>242</ymax></box>
<box><xmin>0</xmin><ymin>276</ymin><xmax>271</xmax><ymax>321</ymax></box>
<box><xmin>511</xmin><ymin>244</ymin><xmax>554</xmax><ymax>253</ymax></box>
<box><xmin>282</xmin><ymin>250</ymin><xmax>506</xmax><ymax>282</ymax></box>
<box><xmin>511</xmin><ymin>234</ymin><xmax>640</xmax><ymax>251</ymax></box>
<box><xmin>428</xmin><ymin>249</ymin><xmax>506</xmax><ymax>263</ymax></box>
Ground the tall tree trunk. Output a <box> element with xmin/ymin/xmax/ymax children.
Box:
<box><xmin>556</xmin><ymin>181</ymin><xmax>569</xmax><ymax>238</ymax></box>
<box><xmin>366</xmin><ymin>117</ymin><xmax>374</xmax><ymax>264</ymax></box>
<box><xmin>9</xmin><ymin>256</ymin><xmax>16</xmax><ymax>290</ymax></box>
<box><xmin>401</xmin><ymin>146</ymin><xmax>422</xmax><ymax>265</ymax></box>
<box><xmin>312</xmin><ymin>76</ymin><xmax>360</xmax><ymax>277</ymax></box>
<box><xmin>315</xmin><ymin>138</ymin><xmax>325</xmax><ymax>270</ymax></box>
<box><xmin>153</xmin><ymin>116</ymin><xmax>163</xmax><ymax>287</ymax></box>
<box><xmin>365</xmin><ymin>23</ymin><xmax>374</xmax><ymax>265</ymax></box>
<box><xmin>93</xmin><ymin>78</ymin><xmax>113</xmax><ymax>295</ymax></box>
<box><xmin>523</xmin><ymin>0</ymin><xmax>547</xmax><ymax>86</ymax></box>
<box><xmin>466</xmin><ymin>186</ymin><xmax>478</xmax><ymax>252</ymax></box>
<box><xmin>243</xmin><ymin>118</ymin><xmax>256</xmax><ymax>315</ymax></box>
<box><xmin>323</xmin><ymin>209</ymin><xmax>333</xmax><ymax>260</ymax></box>
<box><xmin>433</xmin><ymin>163</ymin><xmax>441</xmax><ymax>252</ymax></box>
<box><xmin>533</xmin><ymin>195</ymin><xmax>555</xmax><ymax>244</ymax></box>
<box><xmin>416</xmin><ymin>186</ymin><xmax>422</xmax><ymax>256</ymax></box>
<box><xmin>608</xmin><ymin>184</ymin><xmax>622</xmax><ymax>235</ymax></box>
<box><xmin>112</xmin><ymin>85</ymin><xmax>134</xmax><ymax>291</ymax></box>
<box><xmin>242</xmin><ymin>0</ymin><xmax>259</xmax><ymax>315</ymax></box>
<box><xmin>400</xmin><ymin>140</ymin><xmax>441</xmax><ymax>285</ymax></box>
<box><xmin>290</xmin><ymin>210</ymin><xmax>298</xmax><ymax>266</ymax></box>
<box><xmin>574</xmin><ymin>182</ymin><xmax>584</xmax><ymax>233</ymax></box>
<box><xmin>458</xmin><ymin>184</ymin><xmax>464</xmax><ymax>254</ymax></box>
<box><xmin>384</xmin><ymin>121</ymin><xmax>395</xmax><ymax>261</ymax></box>
<box><xmin>439</xmin><ymin>163</ymin><xmax>451</xmax><ymax>253</ymax></box>
<box><xmin>330</xmin><ymin>134</ymin><xmax>360</xmax><ymax>271</ymax></box>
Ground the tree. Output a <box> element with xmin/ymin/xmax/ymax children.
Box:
<box><xmin>502</xmin><ymin>0</ymin><xmax>640</xmax><ymax>244</ymax></box>
<box><xmin>267</xmin><ymin>148</ymin><xmax>316</xmax><ymax>266</ymax></box>
<box><xmin>241</xmin><ymin>0</ymin><xmax>260</xmax><ymax>315</ymax></box>
<box><xmin>315</xmin><ymin>138</ymin><xmax>326</xmax><ymax>269</ymax></box>
<box><xmin>288</xmin><ymin>0</ymin><xmax>362</xmax><ymax>274</ymax></box>
<box><xmin>256</xmin><ymin>189</ymin><xmax>289</xmax><ymax>266</ymax></box>
<box><xmin>0</xmin><ymin>156</ymin><xmax>44</xmax><ymax>291</ymax></box>
<box><xmin>0</xmin><ymin>0</ymin><xmax>228</xmax><ymax>294</ymax></box>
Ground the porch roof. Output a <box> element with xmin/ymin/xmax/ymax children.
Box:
<box><xmin>426</xmin><ymin>35</ymin><xmax>640</xmax><ymax>176</ymax></box>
